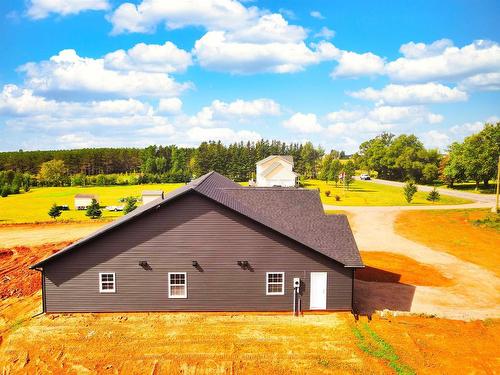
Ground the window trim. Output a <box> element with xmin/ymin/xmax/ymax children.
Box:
<box><xmin>99</xmin><ymin>272</ymin><xmax>116</xmax><ymax>293</ymax></box>
<box><xmin>168</xmin><ymin>272</ymin><xmax>187</xmax><ymax>299</ymax></box>
<box><xmin>266</xmin><ymin>272</ymin><xmax>285</xmax><ymax>296</ymax></box>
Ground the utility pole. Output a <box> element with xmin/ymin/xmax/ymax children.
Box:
<box><xmin>495</xmin><ymin>155</ymin><xmax>500</xmax><ymax>213</ymax></box>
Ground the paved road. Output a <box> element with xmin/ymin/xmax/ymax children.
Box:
<box><xmin>324</xmin><ymin>177</ymin><xmax>495</xmax><ymax>211</ymax></box>
<box><xmin>363</xmin><ymin>177</ymin><xmax>496</xmax><ymax>204</ymax></box>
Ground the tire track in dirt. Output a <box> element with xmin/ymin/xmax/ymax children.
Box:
<box><xmin>336</xmin><ymin>206</ymin><xmax>500</xmax><ymax>320</ymax></box>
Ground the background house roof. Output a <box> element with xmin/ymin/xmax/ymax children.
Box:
<box><xmin>142</xmin><ymin>190</ymin><xmax>164</xmax><ymax>196</ymax></box>
<box><xmin>256</xmin><ymin>155</ymin><xmax>293</xmax><ymax>166</ymax></box>
<box><xmin>74</xmin><ymin>194</ymin><xmax>97</xmax><ymax>199</ymax></box>
<box><xmin>32</xmin><ymin>172</ymin><xmax>363</xmax><ymax>268</ymax></box>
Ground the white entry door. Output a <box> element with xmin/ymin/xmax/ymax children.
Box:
<box><xmin>310</xmin><ymin>272</ymin><xmax>327</xmax><ymax>310</ymax></box>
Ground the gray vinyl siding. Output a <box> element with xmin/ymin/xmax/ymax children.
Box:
<box><xmin>43</xmin><ymin>192</ymin><xmax>353</xmax><ymax>312</ymax></box>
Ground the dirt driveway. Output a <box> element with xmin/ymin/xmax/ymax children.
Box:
<box><xmin>325</xmin><ymin>201</ymin><xmax>500</xmax><ymax>320</ymax></box>
<box><xmin>0</xmin><ymin>222</ymin><xmax>105</xmax><ymax>248</ymax></box>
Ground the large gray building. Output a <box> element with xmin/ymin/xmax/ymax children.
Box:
<box><xmin>31</xmin><ymin>172</ymin><xmax>363</xmax><ymax>313</ymax></box>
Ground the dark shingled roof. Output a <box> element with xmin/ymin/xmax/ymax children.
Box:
<box><xmin>31</xmin><ymin>171</ymin><xmax>363</xmax><ymax>269</ymax></box>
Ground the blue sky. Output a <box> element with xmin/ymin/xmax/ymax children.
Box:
<box><xmin>0</xmin><ymin>0</ymin><xmax>499</xmax><ymax>152</ymax></box>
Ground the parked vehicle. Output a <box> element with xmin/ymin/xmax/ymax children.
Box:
<box><xmin>359</xmin><ymin>174</ymin><xmax>371</xmax><ymax>180</ymax></box>
<box><xmin>56</xmin><ymin>205</ymin><xmax>70</xmax><ymax>211</ymax></box>
<box><xmin>106</xmin><ymin>205</ymin><xmax>124</xmax><ymax>211</ymax></box>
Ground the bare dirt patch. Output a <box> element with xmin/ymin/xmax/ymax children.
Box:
<box><xmin>357</xmin><ymin>251</ymin><xmax>454</xmax><ymax>287</ymax></box>
<box><xmin>395</xmin><ymin>209</ymin><xmax>500</xmax><ymax>277</ymax></box>
<box><xmin>0</xmin><ymin>241</ymin><xmax>71</xmax><ymax>298</ymax></box>
<box><xmin>0</xmin><ymin>222</ymin><xmax>105</xmax><ymax>248</ymax></box>
<box><xmin>0</xmin><ymin>306</ymin><xmax>498</xmax><ymax>374</ymax></box>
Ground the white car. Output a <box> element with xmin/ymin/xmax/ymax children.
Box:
<box><xmin>359</xmin><ymin>174</ymin><xmax>371</xmax><ymax>180</ymax></box>
<box><xmin>106</xmin><ymin>205</ymin><xmax>124</xmax><ymax>211</ymax></box>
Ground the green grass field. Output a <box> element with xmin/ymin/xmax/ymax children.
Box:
<box><xmin>0</xmin><ymin>179</ymin><xmax>473</xmax><ymax>224</ymax></box>
<box><xmin>0</xmin><ymin>184</ymin><xmax>185</xmax><ymax>224</ymax></box>
<box><xmin>436</xmin><ymin>181</ymin><xmax>497</xmax><ymax>194</ymax></box>
<box><xmin>305</xmin><ymin>179</ymin><xmax>472</xmax><ymax>206</ymax></box>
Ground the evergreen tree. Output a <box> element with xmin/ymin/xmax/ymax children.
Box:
<box><xmin>343</xmin><ymin>161</ymin><xmax>356</xmax><ymax>190</ymax></box>
<box><xmin>426</xmin><ymin>187</ymin><xmax>440</xmax><ymax>203</ymax></box>
<box><xmin>328</xmin><ymin>160</ymin><xmax>343</xmax><ymax>187</ymax></box>
<box><xmin>48</xmin><ymin>203</ymin><xmax>62</xmax><ymax>220</ymax></box>
<box><xmin>403</xmin><ymin>180</ymin><xmax>418</xmax><ymax>203</ymax></box>
<box><xmin>86</xmin><ymin>199</ymin><xmax>102</xmax><ymax>219</ymax></box>
<box><xmin>123</xmin><ymin>196</ymin><xmax>138</xmax><ymax>215</ymax></box>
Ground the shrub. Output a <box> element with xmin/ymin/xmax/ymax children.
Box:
<box><xmin>48</xmin><ymin>203</ymin><xmax>62</xmax><ymax>220</ymax></box>
<box><xmin>403</xmin><ymin>180</ymin><xmax>417</xmax><ymax>203</ymax></box>
<box><xmin>335</xmin><ymin>195</ymin><xmax>341</xmax><ymax>201</ymax></box>
<box><xmin>85</xmin><ymin>199</ymin><xmax>102</xmax><ymax>219</ymax></box>
<box><xmin>123</xmin><ymin>196</ymin><xmax>138</xmax><ymax>215</ymax></box>
<box><xmin>1</xmin><ymin>184</ymin><xmax>10</xmax><ymax>197</ymax></box>
<box><xmin>426</xmin><ymin>187</ymin><xmax>440</xmax><ymax>202</ymax></box>
<box><xmin>324</xmin><ymin>190</ymin><xmax>331</xmax><ymax>197</ymax></box>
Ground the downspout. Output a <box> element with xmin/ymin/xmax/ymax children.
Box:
<box><xmin>351</xmin><ymin>268</ymin><xmax>355</xmax><ymax>315</ymax></box>
<box><xmin>33</xmin><ymin>267</ymin><xmax>46</xmax><ymax>314</ymax></box>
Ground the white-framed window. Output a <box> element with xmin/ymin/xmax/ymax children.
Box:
<box><xmin>168</xmin><ymin>272</ymin><xmax>187</xmax><ymax>298</ymax></box>
<box><xmin>266</xmin><ymin>272</ymin><xmax>285</xmax><ymax>295</ymax></box>
<box><xmin>99</xmin><ymin>272</ymin><xmax>116</xmax><ymax>293</ymax></box>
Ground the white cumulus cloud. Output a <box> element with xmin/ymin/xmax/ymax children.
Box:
<box><xmin>458</xmin><ymin>72</ymin><xmax>500</xmax><ymax>92</ymax></box>
<box><xmin>349</xmin><ymin>83</ymin><xmax>468</xmax><ymax>105</ymax></box>
<box><xmin>109</xmin><ymin>0</ymin><xmax>260</xmax><ymax>34</ymax></box>
<box><xmin>20</xmin><ymin>49</ymin><xmax>190</xmax><ymax>98</ymax></box>
<box><xmin>310</xmin><ymin>11</ymin><xmax>325</xmax><ymax>20</ymax></box>
<box><xmin>104</xmin><ymin>42</ymin><xmax>192</xmax><ymax>73</ymax></box>
<box><xmin>193</xmin><ymin>32</ymin><xmax>339</xmax><ymax>74</ymax></box>
<box><xmin>283</xmin><ymin>113</ymin><xmax>323</xmax><ymax>133</ymax></box>
<box><xmin>186</xmin><ymin>127</ymin><xmax>261</xmax><ymax>143</ymax></box>
<box><xmin>331</xmin><ymin>51</ymin><xmax>386</xmax><ymax>78</ymax></box>
<box><xmin>387</xmin><ymin>40</ymin><xmax>500</xmax><ymax>83</ymax></box>
<box><xmin>188</xmin><ymin>98</ymin><xmax>281</xmax><ymax>127</ymax></box>
<box><xmin>314</xmin><ymin>27</ymin><xmax>335</xmax><ymax>40</ymax></box>
<box><xmin>158</xmin><ymin>98</ymin><xmax>183</xmax><ymax>114</ymax></box>
<box><xmin>27</xmin><ymin>0</ymin><xmax>109</xmax><ymax>19</ymax></box>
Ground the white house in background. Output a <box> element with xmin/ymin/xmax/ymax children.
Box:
<box><xmin>255</xmin><ymin>155</ymin><xmax>298</xmax><ymax>187</ymax></box>
<box><xmin>142</xmin><ymin>190</ymin><xmax>164</xmax><ymax>205</ymax></box>
<box><xmin>74</xmin><ymin>194</ymin><xmax>98</xmax><ymax>210</ymax></box>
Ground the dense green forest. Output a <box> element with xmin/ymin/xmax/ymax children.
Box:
<box><xmin>0</xmin><ymin>122</ymin><xmax>498</xmax><ymax>197</ymax></box>
<box><xmin>0</xmin><ymin>141</ymin><xmax>330</xmax><ymax>190</ymax></box>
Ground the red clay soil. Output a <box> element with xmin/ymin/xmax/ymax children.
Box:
<box><xmin>357</xmin><ymin>251</ymin><xmax>454</xmax><ymax>287</ymax></box>
<box><xmin>0</xmin><ymin>241</ymin><xmax>72</xmax><ymax>298</ymax></box>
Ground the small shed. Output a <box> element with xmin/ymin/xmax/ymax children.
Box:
<box><xmin>142</xmin><ymin>190</ymin><xmax>164</xmax><ymax>205</ymax></box>
<box><xmin>74</xmin><ymin>194</ymin><xmax>98</xmax><ymax>210</ymax></box>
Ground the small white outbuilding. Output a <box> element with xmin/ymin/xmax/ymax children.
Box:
<box><xmin>74</xmin><ymin>194</ymin><xmax>98</xmax><ymax>210</ymax></box>
<box><xmin>142</xmin><ymin>190</ymin><xmax>164</xmax><ymax>205</ymax></box>
<box><xmin>255</xmin><ymin>155</ymin><xmax>298</xmax><ymax>187</ymax></box>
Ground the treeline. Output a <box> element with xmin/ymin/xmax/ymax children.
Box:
<box><xmin>1</xmin><ymin>122</ymin><xmax>497</xmax><ymax>191</ymax></box>
<box><xmin>352</xmin><ymin>122</ymin><xmax>499</xmax><ymax>186</ymax></box>
<box><xmin>0</xmin><ymin>148</ymin><xmax>141</xmax><ymax>175</ymax></box>
<box><xmin>353</xmin><ymin>133</ymin><xmax>441</xmax><ymax>183</ymax></box>
<box><xmin>440</xmin><ymin>123</ymin><xmax>499</xmax><ymax>188</ymax></box>
<box><xmin>0</xmin><ymin>141</ymin><xmax>335</xmax><ymax>188</ymax></box>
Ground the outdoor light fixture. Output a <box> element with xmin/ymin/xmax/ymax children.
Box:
<box><xmin>192</xmin><ymin>260</ymin><xmax>199</xmax><ymax>267</ymax></box>
<box><xmin>139</xmin><ymin>261</ymin><xmax>151</xmax><ymax>270</ymax></box>
<box><xmin>237</xmin><ymin>260</ymin><xmax>250</xmax><ymax>269</ymax></box>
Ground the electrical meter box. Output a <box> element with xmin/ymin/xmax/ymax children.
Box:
<box><xmin>293</xmin><ymin>277</ymin><xmax>300</xmax><ymax>289</ymax></box>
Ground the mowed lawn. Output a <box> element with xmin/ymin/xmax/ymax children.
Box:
<box><xmin>0</xmin><ymin>184</ymin><xmax>185</xmax><ymax>224</ymax></box>
<box><xmin>305</xmin><ymin>179</ymin><xmax>472</xmax><ymax>206</ymax></box>
<box><xmin>395</xmin><ymin>209</ymin><xmax>500</xmax><ymax>276</ymax></box>
<box><xmin>0</xmin><ymin>179</ymin><xmax>472</xmax><ymax>224</ymax></box>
